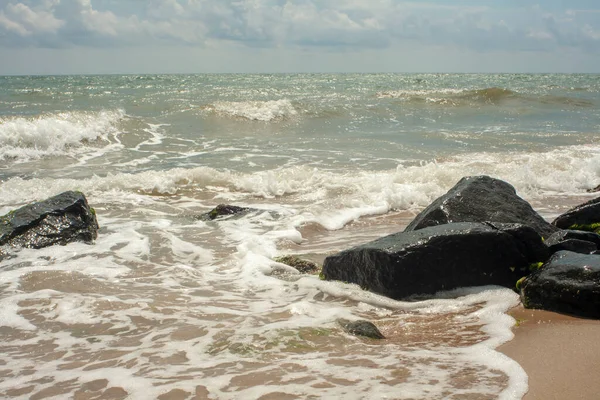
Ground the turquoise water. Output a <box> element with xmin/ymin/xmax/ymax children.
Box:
<box><xmin>0</xmin><ymin>74</ymin><xmax>599</xmax><ymax>399</ymax></box>
<box><xmin>1</xmin><ymin>74</ymin><xmax>599</xmax><ymax>174</ymax></box>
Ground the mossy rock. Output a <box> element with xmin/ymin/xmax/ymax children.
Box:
<box><xmin>528</xmin><ymin>261</ymin><xmax>544</xmax><ymax>272</ymax></box>
<box><xmin>274</xmin><ymin>255</ymin><xmax>321</xmax><ymax>274</ymax></box>
<box><xmin>568</xmin><ymin>223</ymin><xmax>600</xmax><ymax>234</ymax></box>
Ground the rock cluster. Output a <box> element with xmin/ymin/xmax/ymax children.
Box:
<box><xmin>5</xmin><ymin>177</ymin><xmax>600</xmax><ymax>322</ymax></box>
<box><xmin>323</xmin><ymin>175</ymin><xmax>600</xmax><ymax>319</ymax></box>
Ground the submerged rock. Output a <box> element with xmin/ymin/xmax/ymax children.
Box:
<box><xmin>322</xmin><ymin>222</ymin><xmax>548</xmax><ymax>300</ymax></box>
<box><xmin>586</xmin><ymin>184</ymin><xmax>600</xmax><ymax>193</ymax></box>
<box><xmin>520</xmin><ymin>251</ymin><xmax>600</xmax><ymax>318</ymax></box>
<box><xmin>0</xmin><ymin>191</ymin><xmax>99</xmax><ymax>249</ymax></box>
<box><xmin>337</xmin><ymin>319</ymin><xmax>385</xmax><ymax>340</ymax></box>
<box><xmin>404</xmin><ymin>175</ymin><xmax>558</xmax><ymax>238</ymax></box>
<box><xmin>552</xmin><ymin>197</ymin><xmax>600</xmax><ymax>232</ymax></box>
<box><xmin>274</xmin><ymin>255</ymin><xmax>321</xmax><ymax>274</ymax></box>
<box><xmin>199</xmin><ymin>204</ymin><xmax>251</xmax><ymax>221</ymax></box>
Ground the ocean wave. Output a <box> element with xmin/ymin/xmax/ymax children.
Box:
<box><xmin>0</xmin><ymin>109</ymin><xmax>126</xmax><ymax>160</ymax></box>
<box><xmin>202</xmin><ymin>99</ymin><xmax>298</xmax><ymax>122</ymax></box>
<box><xmin>376</xmin><ymin>87</ymin><xmax>517</xmax><ymax>106</ymax></box>
<box><xmin>376</xmin><ymin>88</ymin><xmax>465</xmax><ymax>99</ymax></box>
<box><xmin>376</xmin><ymin>86</ymin><xmax>592</xmax><ymax>108</ymax></box>
<box><xmin>462</xmin><ymin>87</ymin><xmax>517</xmax><ymax>103</ymax></box>
<box><xmin>2</xmin><ymin>144</ymin><xmax>599</xmax><ymax>218</ymax></box>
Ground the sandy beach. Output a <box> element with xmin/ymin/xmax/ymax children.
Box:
<box><xmin>499</xmin><ymin>306</ymin><xmax>600</xmax><ymax>400</ymax></box>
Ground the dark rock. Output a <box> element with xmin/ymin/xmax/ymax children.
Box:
<box><xmin>520</xmin><ymin>251</ymin><xmax>600</xmax><ymax>318</ymax></box>
<box><xmin>488</xmin><ymin>222</ymin><xmax>550</xmax><ymax>263</ymax></box>
<box><xmin>199</xmin><ymin>204</ymin><xmax>251</xmax><ymax>221</ymax></box>
<box><xmin>404</xmin><ymin>176</ymin><xmax>558</xmax><ymax>238</ymax></box>
<box><xmin>0</xmin><ymin>191</ymin><xmax>98</xmax><ymax>249</ymax></box>
<box><xmin>552</xmin><ymin>197</ymin><xmax>600</xmax><ymax>232</ymax></box>
<box><xmin>337</xmin><ymin>319</ymin><xmax>385</xmax><ymax>339</ymax></box>
<box><xmin>322</xmin><ymin>222</ymin><xmax>548</xmax><ymax>300</ymax></box>
<box><xmin>547</xmin><ymin>239</ymin><xmax>597</xmax><ymax>255</ymax></box>
<box><xmin>545</xmin><ymin>230</ymin><xmax>600</xmax><ymax>247</ymax></box>
<box><xmin>586</xmin><ymin>184</ymin><xmax>600</xmax><ymax>193</ymax></box>
<box><xmin>274</xmin><ymin>255</ymin><xmax>320</xmax><ymax>274</ymax></box>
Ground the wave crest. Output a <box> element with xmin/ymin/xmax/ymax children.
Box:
<box><xmin>0</xmin><ymin>110</ymin><xmax>125</xmax><ymax>160</ymax></box>
<box><xmin>464</xmin><ymin>87</ymin><xmax>517</xmax><ymax>103</ymax></box>
<box><xmin>203</xmin><ymin>99</ymin><xmax>298</xmax><ymax>122</ymax></box>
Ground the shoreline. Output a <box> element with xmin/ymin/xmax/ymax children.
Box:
<box><xmin>499</xmin><ymin>306</ymin><xmax>600</xmax><ymax>400</ymax></box>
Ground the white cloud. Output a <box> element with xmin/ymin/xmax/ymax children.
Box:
<box><xmin>0</xmin><ymin>2</ymin><xmax>63</xmax><ymax>36</ymax></box>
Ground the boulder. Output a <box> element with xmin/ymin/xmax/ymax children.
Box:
<box><xmin>404</xmin><ymin>176</ymin><xmax>558</xmax><ymax>238</ymax></box>
<box><xmin>337</xmin><ymin>319</ymin><xmax>385</xmax><ymax>340</ymax></box>
<box><xmin>322</xmin><ymin>222</ymin><xmax>548</xmax><ymax>300</ymax></box>
<box><xmin>552</xmin><ymin>197</ymin><xmax>600</xmax><ymax>232</ymax></box>
<box><xmin>520</xmin><ymin>251</ymin><xmax>600</xmax><ymax>318</ymax></box>
<box><xmin>0</xmin><ymin>191</ymin><xmax>98</xmax><ymax>249</ymax></box>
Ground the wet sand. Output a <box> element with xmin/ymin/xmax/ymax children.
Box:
<box><xmin>499</xmin><ymin>306</ymin><xmax>600</xmax><ymax>400</ymax></box>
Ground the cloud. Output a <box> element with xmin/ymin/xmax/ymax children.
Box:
<box><xmin>0</xmin><ymin>2</ymin><xmax>63</xmax><ymax>36</ymax></box>
<box><xmin>0</xmin><ymin>0</ymin><xmax>598</xmax><ymax>53</ymax></box>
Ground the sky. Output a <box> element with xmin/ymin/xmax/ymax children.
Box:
<box><xmin>0</xmin><ymin>0</ymin><xmax>599</xmax><ymax>74</ymax></box>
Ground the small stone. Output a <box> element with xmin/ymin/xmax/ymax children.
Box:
<box><xmin>274</xmin><ymin>255</ymin><xmax>320</xmax><ymax>274</ymax></box>
<box><xmin>337</xmin><ymin>318</ymin><xmax>385</xmax><ymax>339</ymax></box>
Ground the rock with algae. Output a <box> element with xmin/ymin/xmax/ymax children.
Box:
<box><xmin>520</xmin><ymin>251</ymin><xmax>600</xmax><ymax>318</ymax></box>
<box><xmin>552</xmin><ymin>196</ymin><xmax>600</xmax><ymax>232</ymax></box>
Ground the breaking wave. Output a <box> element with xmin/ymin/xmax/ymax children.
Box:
<box><xmin>203</xmin><ymin>99</ymin><xmax>298</xmax><ymax>121</ymax></box>
<box><xmin>2</xmin><ymin>144</ymin><xmax>599</xmax><ymax>228</ymax></box>
<box><xmin>0</xmin><ymin>109</ymin><xmax>126</xmax><ymax>160</ymax></box>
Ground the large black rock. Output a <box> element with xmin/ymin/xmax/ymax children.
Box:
<box><xmin>0</xmin><ymin>191</ymin><xmax>99</xmax><ymax>249</ymax></box>
<box><xmin>322</xmin><ymin>222</ymin><xmax>548</xmax><ymax>300</ymax></box>
<box><xmin>552</xmin><ymin>197</ymin><xmax>600</xmax><ymax>232</ymax></box>
<box><xmin>520</xmin><ymin>251</ymin><xmax>600</xmax><ymax>318</ymax></box>
<box><xmin>404</xmin><ymin>176</ymin><xmax>558</xmax><ymax>238</ymax></box>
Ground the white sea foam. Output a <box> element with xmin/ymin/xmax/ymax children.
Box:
<box><xmin>0</xmin><ymin>109</ymin><xmax>125</xmax><ymax>160</ymax></box>
<box><xmin>1</xmin><ymin>144</ymin><xmax>599</xmax><ymax>224</ymax></box>
<box><xmin>0</xmin><ymin>183</ymin><xmax>530</xmax><ymax>399</ymax></box>
<box><xmin>205</xmin><ymin>99</ymin><xmax>298</xmax><ymax>121</ymax></box>
<box><xmin>376</xmin><ymin>88</ymin><xmax>466</xmax><ymax>99</ymax></box>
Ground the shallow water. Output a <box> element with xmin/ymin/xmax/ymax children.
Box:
<box><xmin>1</xmin><ymin>73</ymin><xmax>599</xmax><ymax>399</ymax></box>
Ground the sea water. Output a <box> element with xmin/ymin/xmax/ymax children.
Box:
<box><xmin>0</xmin><ymin>73</ymin><xmax>599</xmax><ymax>399</ymax></box>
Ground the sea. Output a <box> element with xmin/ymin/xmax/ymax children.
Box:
<box><xmin>0</xmin><ymin>73</ymin><xmax>599</xmax><ymax>399</ymax></box>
